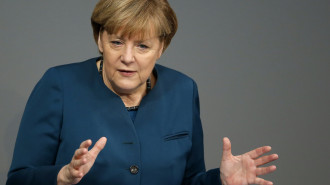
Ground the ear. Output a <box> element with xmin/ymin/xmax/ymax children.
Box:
<box><xmin>97</xmin><ymin>31</ymin><xmax>104</xmax><ymax>53</ymax></box>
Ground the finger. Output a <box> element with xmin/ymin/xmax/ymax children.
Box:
<box><xmin>72</xmin><ymin>157</ymin><xmax>88</xmax><ymax>170</ymax></box>
<box><xmin>90</xmin><ymin>137</ymin><xmax>107</xmax><ymax>156</ymax></box>
<box><xmin>74</xmin><ymin>148</ymin><xmax>88</xmax><ymax>159</ymax></box>
<box><xmin>80</xmin><ymin>139</ymin><xmax>92</xmax><ymax>149</ymax></box>
<box><xmin>221</xmin><ymin>137</ymin><xmax>232</xmax><ymax>160</ymax></box>
<box><xmin>255</xmin><ymin>154</ymin><xmax>279</xmax><ymax>166</ymax></box>
<box><xmin>256</xmin><ymin>165</ymin><xmax>277</xmax><ymax>176</ymax></box>
<box><xmin>246</xmin><ymin>146</ymin><xmax>272</xmax><ymax>159</ymax></box>
<box><xmin>68</xmin><ymin>165</ymin><xmax>84</xmax><ymax>179</ymax></box>
<box><xmin>254</xmin><ymin>177</ymin><xmax>274</xmax><ymax>185</ymax></box>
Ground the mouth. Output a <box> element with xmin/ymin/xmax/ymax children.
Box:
<box><xmin>118</xmin><ymin>69</ymin><xmax>136</xmax><ymax>77</ymax></box>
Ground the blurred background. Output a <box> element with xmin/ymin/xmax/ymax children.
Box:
<box><xmin>1</xmin><ymin>0</ymin><xmax>329</xmax><ymax>184</ymax></box>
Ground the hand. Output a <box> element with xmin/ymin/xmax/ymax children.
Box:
<box><xmin>220</xmin><ymin>137</ymin><xmax>278</xmax><ymax>185</ymax></box>
<box><xmin>57</xmin><ymin>137</ymin><xmax>107</xmax><ymax>185</ymax></box>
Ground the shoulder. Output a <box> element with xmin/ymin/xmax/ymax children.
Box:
<box><xmin>51</xmin><ymin>57</ymin><xmax>98</xmax><ymax>75</ymax></box>
<box><xmin>154</xmin><ymin>64</ymin><xmax>199</xmax><ymax>98</ymax></box>
<box><xmin>155</xmin><ymin>64</ymin><xmax>197</xmax><ymax>88</ymax></box>
<box><xmin>41</xmin><ymin>57</ymin><xmax>99</xmax><ymax>82</ymax></box>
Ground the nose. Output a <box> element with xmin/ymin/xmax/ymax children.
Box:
<box><xmin>121</xmin><ymin>45</ymin><xmax>135</xmax><ymax>64</ymax></box>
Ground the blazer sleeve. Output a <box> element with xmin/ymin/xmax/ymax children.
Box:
<box><xmin>7</xmin><ymin>68</ymin><xmax>64</xmax><ymax>185</ymax></box>
<box><xmin>182</xmin><ymin>81</ymin><xmax>222</xmax><ymax>185</ymax></box>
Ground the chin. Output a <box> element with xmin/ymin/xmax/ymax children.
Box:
<box><xmin>113</xmin><ymin>82</ymin><xmax>143</xmax><ymax>94</ymax></box>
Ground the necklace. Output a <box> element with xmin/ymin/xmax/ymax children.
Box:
<box><xmin>99</xmin><ymin>58</ymin><xmax>151</xmax><ymax>111</ymax></box>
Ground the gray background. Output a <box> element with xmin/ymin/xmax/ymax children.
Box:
<box><xmin>1</xmin><ymin>0</ymin><xmax>329</xmax><ymax>184</ymax></box>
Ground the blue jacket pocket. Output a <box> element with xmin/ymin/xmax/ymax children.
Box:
<box><xmin>163</xmin><ymin>131</ymin><xmax>189</xmax><ymax>141</ymax></box>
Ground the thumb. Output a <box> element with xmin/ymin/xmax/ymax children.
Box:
<box><xmin>90</xmin><ymin>137</ymin><xmax>107</xmax><ymax>156</ymax></box>
<box><xmin>222</xmin><ymin>137</ymin><xmax>232</xmax><ymax>160</ymax></box>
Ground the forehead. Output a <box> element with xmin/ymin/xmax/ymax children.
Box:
<box><xmin>107</xmin><ymin>27</ymin><xmax>159</xmax><ymax>41</ymax></box>
<box><xmin>105</xmin><ymin>18</ymin><xmax>161</xmax><ymax>39</ymax></box>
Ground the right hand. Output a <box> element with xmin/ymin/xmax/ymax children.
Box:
<box><xmin>57</xmin><ymin>137</ymin><xmax>107</xmax><ymax>185</ymax></box>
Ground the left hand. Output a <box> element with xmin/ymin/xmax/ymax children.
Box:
<box><xmin>220</xmin><ymin>137</ymin><xmax>279</xmax><ymax>185</ymax></box>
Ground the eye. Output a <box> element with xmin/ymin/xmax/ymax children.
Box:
<box><xmin>137</xmin><ymin>44</ymin><xmax>149</xmax><ymax>49</ymax></box>
<box><xmin>110</xmin><ymin>41</ymin><xmax>123</xmax><ymax>46</ymax></box>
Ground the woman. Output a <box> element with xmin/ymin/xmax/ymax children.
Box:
<box><xmin>7</xmin><ymin>0</ymin><xmax>278</xmax><ymax>185</ymax></box>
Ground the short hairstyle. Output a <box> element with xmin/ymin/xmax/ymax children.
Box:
<box><xmin>91</xmin><ymin>0</ymin><xmax>178</xmax><ymax>52</ymax></box>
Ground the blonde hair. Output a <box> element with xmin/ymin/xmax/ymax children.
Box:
<box><xmin>91</xmin><ymin>0</ymin><xmax>178</xmax><ymax>52</ymax></box>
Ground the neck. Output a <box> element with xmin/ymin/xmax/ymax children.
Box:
<box><xmin>118</xmin><ymin>89</ymin><xmax>147</xmax><ymax>107</ymax></box>
<box><xmin>104</xmin><ymin>74</ymin><xmax>148</xmax><ymax>107</ymax></box>
<box><xmin>97</xmin><ymin>59</ymin><xmax>154</xmax><ymax>107</ymax></box>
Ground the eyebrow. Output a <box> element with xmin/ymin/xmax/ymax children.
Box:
<box><xmin>109</xmin><ymin>34</ymin><xmax>154</xmax><ymax>43</ymax></box>
<box><xmin>108</xmin><ymin>34</ymin><xmax>124</xmax><ymax>40</ymax></box>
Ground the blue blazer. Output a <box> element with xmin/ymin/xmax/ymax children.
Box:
<box><xmin>7</xmin><ymin>58</ymin><xmax>221</xmax><ymax>185</ymax></box>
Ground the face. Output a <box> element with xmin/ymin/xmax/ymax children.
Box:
<box><xmin>98</xmin><ymin>30</ymin><xmax>164</xmax><ymax>95</ymax></box>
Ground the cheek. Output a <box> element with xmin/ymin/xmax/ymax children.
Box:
<box><xmin>104</xmin><ymin>51</ymin><xmax>121</xmax><ymax>68</ymax></box>
<box><xmin>103</xmin><ymin>59</ymin><xmax>119</xmax><ymax>78</ymax></box>
<box><xmin>138</xmin><ymin>56</ymin><xmax>157</xmax><ymax>73</ymax></box>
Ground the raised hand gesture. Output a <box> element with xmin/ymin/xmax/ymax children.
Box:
<box><xmin>57</xmin><ymin>137</ymin><xmax>107</xmax><ymax>185</ymax></box>
<box><xmin>220</xmin><ymin>137</ymin><xmax>278</xmax><ymax>185</ymax></box>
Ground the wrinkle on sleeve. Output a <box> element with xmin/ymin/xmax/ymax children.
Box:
<box><xmin>182</xmin><ymin>81</ymin><xmax>222</xmax><ymax>185</ymax></box>
<box><xmin>7</xmin><ymin>67</ymin><xmax>64</xmax><ymax>185</ymax></box>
